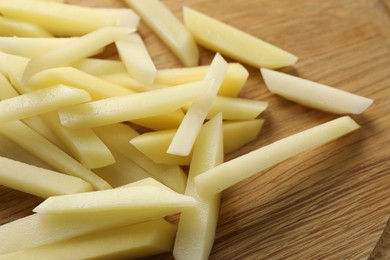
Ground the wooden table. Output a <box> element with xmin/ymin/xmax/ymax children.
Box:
<box><xmin>1</xmin><ymin>0</ymin><xmax>390</xmax><ymax>259</ymax></box>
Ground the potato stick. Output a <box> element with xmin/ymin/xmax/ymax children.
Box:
<box><xmin>93</xmin><ymin>150</ymin><xmax>151</xmax><ymax>188</ymax></box>
<box><xmin>0</xmin><ymin>85</ymin><xmax>91</xmax><ymax>123</ymax></box>
<box><xmin>182</xmin><ymin>95</ymin><xmax>268</xmax><ymax>120</ymax></box>
<box><xmin>116</xmin><ymin>33</ymin><xmax>157</xmax><ymax>84</ymax></box>
<box><xmin>130</xmin><ymin>109</ymin><xmax>185</xmax><ymax>130</ymax></box>
<box><xmin>0</xmin><ymin>16</ymin><xmax>53</xmax><ymax>38</ymax></box>
<box><xmin>155</xmin><ymin>63</ymin><xmax>249</xmax><ymax>97</ymax></box>
<box><xmin>99</xmin><ymin>72</ymin><xmax>158</xmax><ymax>92</ymax></box>
<box><xmin>94</xmin><ymin>123</ymin><xmax>187</xmax><ymax>193</ymax></box>
<box><xmin>124</xmin><ymin>0</ymin><xmax>199</xmax><ymax>66</ymax></box>
<box><xmin>28</xmin><ymin>67</ymin><xmax>135</xmax><ymax>100</ymax></box>
<box><xmin>72</xmin><ymin>58</ymin><xmax>126</xmax><ymax>76</ymax></box>
<box><xmin>0</xmin><ymin>37</ymin><xmax>88</xmax><ymax>59</ymax></box>
<box><xmin>0</xmin><ymin>219</ymin><xmax>176</xmax><ymax>260</ymax></box>
<box><xmin>0</xmin><ymin>51</ymin><xmax>30</xmax><ymax>93</ymax></box>
<box><xmin>130</xmin><ymin>119</ymin><xmax>263</xmax><ymax>166</ymax></box>
<box><xmin>41</xmin><ymin>112</ymin><xmax>115</xmax><ymax>169</ymax></box>
<box><xmin>0</xmin><ymin>0</ymin><xmax>131</xmax><ymax>36</ymax></box>
<box><xmin>184</xmin><ymin>7</ymin><xmax>298</xmax><ymax>69</ymax></box>
<box><xmin>33</xmin><ymin>185</ymin><xmax>197</xmax><ymax>214</ymax></box>
<box><xmin>0</xmin><ymin>156</ymin><xmax>92</xmax><ymax>198</ymax></box>
<box><xmin>95</xmin><ymin>8</ymin><xmax>140</xmax><ymax>28</ymax></box>
<box><xmin>195</xmin><ymin>116</ymin><xmax>360</xmax><ymax>197</ymax></box>
<box><xmin>59</xmin><ymin>80</ymin><xmax>211</xmax><ymax>129</ymax></box>
<box><xmin>168</xmin><ymin>53</ymin><xmax>228</xmax><ymax>156</ymax></box>
<box><xmin>0</xmin><ymin>120</ymin><xmax>111</xmax><ymax>190</ymax></box>
<box><xmin>0</xmin><ymin>72</ymin><xmax>18</xmax><ymax>100</ymax></box>
<box><xmin>173</xmin><ymin>113</ymin><xmax>223</xmax><ymax>260</ymax></box>
<box><xmin>22</xmin><ymin>26</ymin><xmax>134</xmax><ymax>82</ymax></box>
<box><xmin>261</xmin><ymin>68</ymin><xmax>374</xmax><ymax>114</ymax></box>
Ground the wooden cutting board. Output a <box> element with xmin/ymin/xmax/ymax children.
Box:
<box><xmin>1</xmin><ymin>0</ymin><xmax>390</xmax><ymax>259</ymax></box>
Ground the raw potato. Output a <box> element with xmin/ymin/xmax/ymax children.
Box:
<box><xmin>0</xmin><ymin>156</ymin><xmax>92</xmax><ymax>198</ymax></box>
<box><xmin>0</xmin><ymin>72</ymin><xmax>18</xmax><ymax>100</ymax></box>
<box><xmin>42</xmin><ymin>112</ymin><xmax>116</xmax><ymax>169</ymax></box>
<box><xmin>0</xmin><ymin>120</ymin><xmax>111</xmax><ymax>191</ymax></box>
<box><xmin>72</xmin><ymin>58</ymin><xmax>126</xmax><ymax>76</ymax></box>
<box><xmin>58</xmin><ymin>80</ymin><xmax>211</xmax><ymax>129</ymax></box>
<box><xmin>173</xmin><ymin>113</ymin><xmax>224</xmax><ymax>260</ymax></box>
<box><xmin>130</xmin><ymin>119</ymin><xmax>264</xmax><ymax>166</ymax></box>
<box><xmin>0</xmin><ymin>51</ymin><xmax>30</xmax><ymax>91</ymax></box>
<box><xmin>100</xmin><ymin>72</ymin><xmax>158</xmax><ymax>92</ymax></box>
<box><xmin>0</xmin><ymin>84</ymin><xmax>91</xmax><ymax>123</ymax></box>
<box><xmin>115</xmin><ymin>33</ymin><xmax>157</xmax><ymax>84</ymax></box>
<box><xmin>0</xmin><ymin>219</ymin><xmax>176</xmax><ymax>260</ymax></box>
<box><xmin>22</xmin><ymin>26</ymin><xmax>134</xmax><ymax>82</ymax></box>
<box><xmin>155</xmin><ymin>63</ymin><xmax>249</xmax><ymax>97</ymax></box>
<box><xmin>261</xmin><ymin>68</ymin><xmax>374</xmax><ymax>114</ymax></box>
<box><xmin>124</xmin><ymin>0</ymin><xmax>199</xmax><ymax>66</ymax></box>
<box><xmin>0</xmin><ymin>16</ymin><xmax>53</xmax><ymax>37</ymax></box>
<box><xmin>195</xmin><ymin>116</ymin><xmax>360</xmax><ymax>197</ymax></box>
<box><xmin>0</xmin><ymin>0</ymin><xmax>136</xmax><ymax>36</ymax></box>
<box><xmin>183</xmin><ymin>7</ymin><xmax>298</xmax><ymax>69</ymax></box>
<box><xmin>95</xmin><ymin>8</ymin><xmax>140</xmax><ymax>28</ymax></box>
<box><xmin>33</xmin><ymin>185</ymin><xmax>197</xmax><ymax>214</ymax></box>
<box><xmin>168</xmin><ymin>53</ymin><xmax>228</xmax><ymax>156</ymax></box>
<box><xmin>94</xmin><ymin>123</ymin><xmax>187</xmax><ymax>193</ymax></box>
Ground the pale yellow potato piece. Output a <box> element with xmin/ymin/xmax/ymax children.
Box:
<box><xmin>0</xmin><ymin>156</ymin><xmax>92</xmax><ymax>198</ymax></box>
<box><xmin>0</xmin><ymin>84</ymin><xmax>91</xmax><ymax>123</ymax></box>
<box><xmin>195</xmin><ymin>116</ymin><xmax>360</xmax><ymax>197</ymax></box>
<box><xmin>261</xmin><ymin>68</ymin><xmax>374</xmax><ymax>114</ymax></box>
<box><xmin>23</xmin><ymin>26</ymin><xmax>134</xmax><ymax>82</ymax></box>
<box><xmin>156</xmin><ymin>63</ymin><xmax>249</xmax><ymax>97</ymax></box>
<box><xmin>0</xmin><ymin>0</ymin><xmax>133</xmax><ymax>36</ymax></box>
<box><xmin>0</xmin><ymin>16</ymin><xmax>53</xmax><ymax>37</ymax></box>
<box><xmin>124</xmin><ymin>0</ymin><xmax>199</xmax><ymax>66</ymax></box>
<box><xmin>130</xmin><ymin>119</ymin><xmax>264</xmax><ymax>165</ymax></box>
<box><xmin>174</xmin><ymin>113</ymin><xmax>223</xmax><ymax>260</ymax></box>
<box><xmin>168</xmin><ymin>53</ymin><xmax>228</xmax><ymax>156</ymax></box>
<box><xmin>33</xmin><ymin>185</ymin><xmax>197</xmax><ymax>214</ymax></box>
<box><xmin>0</xmin><ymin>51</ymin><xmax>30</xmax><ymax>92</ymax></box>
<box><xmin>100</xmin><ymin>72</ymin><xmax>158</xmax><ymax>92</ymax></box>
<box><xmin>0</xmin><ymin>219</ymin><xmax>176</xmax><ymax>260</ymax></box>
<box><xmin>93</xmin><ymin>150</ymin><xmax>151</xmax><ymax>188</ymax></box>
<box><xmin>182</xmin><ymin>95</ymin><xmax>268</xmax><ymax>120</ymax></box>
<box><xmin>42</xmin><ymin>112</ymin><xmax>115</xmax><ymax>169</ymax></box>
<box><xmin>95</xmin><ymin>8</ymin><xmax>140</xmax><ymax>28</ymax></box>
<box><xmin>0</xmin><ymin>134</ymin><xmax>54</xmax><ymax>170</ymax></box>
<box><xmin>0</xmin><ymin>37</ymin><xmax>97</xmax><ymax>59</ymax></box>
<box><xmin>115</xmin><ymin>33</ymin><xmax>157</xmax><ymax>84</ymax></box>
<box><xmin>94</xmin><ymin>123</ymin><xmax>187</xmax><ymax>193</ymax></box>
<box><xmin>72</xmin><ymin>58</ymin><xmax>126</xmax><ymax>76</ymax></box>
<box><xmin>0</xmin><ymin>72</ymin><xmax>18</xmax><ymax>100</ymax></box>
<box><xmin>59</xmin><ymin>80</ymin><xmax>211</xmax><ymax>129</ymax></box>
<box><xmin>183</xmin><ymin>7</ymin><xmax>298</xmax><ymax>69</ymax></box>
<box><xmin>28</xmin><ymin>67</ymin><xmax>135</xmax><ymax>100</ymax></box>
<box><xmin>0</xmin><ymin>120</ymin><xmax>111</xmax><ymax>190</ymax></box>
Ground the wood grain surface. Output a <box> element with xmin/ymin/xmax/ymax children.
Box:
<box><xmin>1</xmin><ymin>0</ymin><xmax>390</xmax><ymax>259</ymax></box>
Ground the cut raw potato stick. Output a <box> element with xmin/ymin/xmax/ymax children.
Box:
<box><xmin>182</xmin><ymin>95</ymin><xmax>268</xmax><ymax>121</ymax></box>
<box><xmin>124</xmin><ymin>0</ymin><xmax>199</xmax><ymax>66</ymax></box>
<box><xmin>0</xmin><ymin>120</ymin><xmax>111</xmax><ymax>190</ymax></box>
<box><xmin>130</xmin><ymin>119</ymin><xmax>264</xmax><ymax>166</ymax></box>
<box><xmin>28</xmin><ymin>67</ymin><xmax>135</xmax><ymax>100</ymax></box>
<box><xmin>168</xmin><ymin>53</ymin><xmax>228</xmax><ymax>156</ymax></box>
<box><xmin>95</xmin><ymin>8</ymin><xmax>140</xmax><ymax>28</ymax></box>
<box><xmin>99</xmin><ymin>72</ymin><xmax>158</xmax><ymax>92</ymax></box>
<box><xmin>195</xmin><ymin>116</ymin><xmax>360</xmax><ymax>197</ymax></box>
<box><xmin>0</xmin><ymin>72</ymin><xmax>19</xmax><ymax>100</ymax></box>
<box><xmin>93</xmin><ymin>149</ymin><xmax>151</xmax><ymax>188</ymax></box>
<box><xmin>94</xmin><ymin>123</ymin><xmax>187</xmax><ymax>193</ymax></box>
<box><xmin>115</xmin><ymin>33</ymin><xmax>157</xmax><ymax>84</ymax></box>
<box><xmin>0</xmin><ymin>156</ymin><xmax>92</xmax><ymax>198</ymax></box>
<box><xmin>41</xmin><ymin>112</ymin><xmax>116</xmax><ymax>169</ymax></box>
<box><xmin>0</xmin><ymin>219</ymin><xmax>176</xmax><ymax>260</ymax></box>
<box><xmin>22</xmin><ymin>26</ymin><xmax>134</xmax><ymax>82</ymax></box>
<box><xmin>0</xmin><ymin>0</ymin><xmax>136</xmax><ymax>36</ymax></box>
<box><xmin>183</xmin><ymin>7</ymin><xmax>298</xmax><ymax>69</ymax></box>
<box><xmin>0</xmin><ymin>51</ymin><xmax>30</xmax><ymax>92</ymax></box>
<box><xmin>33</xmin><ymin>185</ymin><xmax>197</xmax><ymax>214</ymax></box>
<box><xmin>174</xmin><ymin>113</ymin><xmax>224</xmax><ymax>260</ymax></box>
<box><xmin>155</xmin><ymin>63</ymin><xmax>249</xmax><ymax>97</ymax></box>
<box><xmin>0</xmin><ymin>84</ymin><xmax>91</xmax><ymax>123</ymax></box>
<box><xmin>58</xmin><ymin>80</ymin><xmax>211</xmax><ymax>129</ymax></box>
<box><xmin>72</xmin><ymin>58</ymin><xmax>126</xmax><ymax>76</ymax></box>
<box><xmin>0</xmin><ymin>16</ymin><xmax>53</xmax><ymax>37</ymax></box>
<box><xmin>0</xmin><ymin>37</ymin><xmax>100</xmax><ymax>59</ymax></box>
<box><xmin>261</xmin><ymin>68</ymin><xmax>374</xmax><ymax>114</ymax></box>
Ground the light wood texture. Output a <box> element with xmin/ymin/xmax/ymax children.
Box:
<box><xmin>1</xmin><ymin>0</ymin><xmax>390</xmax><ymax>259</ymax></box>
